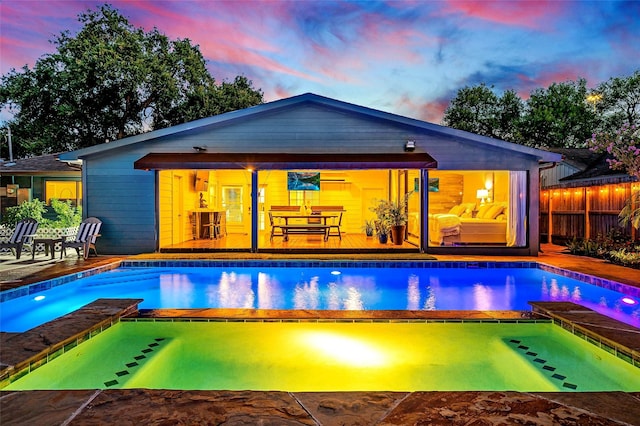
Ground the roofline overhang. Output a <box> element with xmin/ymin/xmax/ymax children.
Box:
<box><xmin>133</xmin><ymin>152</ymin><xmax>437</xmax><ymax>170</ymax></box>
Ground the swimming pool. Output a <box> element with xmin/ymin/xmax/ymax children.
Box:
<box><xmin>5</xmin><ymin>321</ymin><xmax>640</xmax><ymax>392</ymax></box>
<box><xmin>1</xmin><ymin>262</ymin><xmax>639</xmax><ymax>332</ymax></box>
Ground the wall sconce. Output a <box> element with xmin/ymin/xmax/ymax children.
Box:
<box><xmin>193</xmin><ymin>146</ymin><xmax>207</xmax><ymax>152</ymax></box>
<box><xmin>476</xmin><ymin>189</ymin><xmax>489</xmax><ymax>206</ymax></box>
<box><xmin>404</xmin><ymin>140</ymin><xmax>416</xmax><ymax>152</ymax></box>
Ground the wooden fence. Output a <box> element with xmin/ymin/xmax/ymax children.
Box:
<box><xmin>540</xmin><ymin>181</ymin><xmax>639</xmax><ymax>244</ymax></box>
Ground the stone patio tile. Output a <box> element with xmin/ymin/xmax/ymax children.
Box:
<box><xmin>0</xmin><ymin>390</ymin><xmax>99</xmax><ymax>426</ymax></box>
<box><xmin>377</xmin><ymin>391</ymin><xmax>622</xmax><ymax>425</ymax></box>
<box><xmin>70</xmin><ymin>389</ymin><xmax>317</xmax><ymax>426</ymax></box>
<box><xmin>294</xmin><ymin>391</ymin><xmax>408</xmax><ymax>426</ymax></box>
<box><xmin>535</xmin><ymin>392</ymin><xmax>640</xmax><ymax>426</ymax></box>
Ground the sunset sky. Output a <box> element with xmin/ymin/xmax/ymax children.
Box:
<box><xmin>1</xmin><ymin>0</ymin><xmax>639</xmax><ymax>124</ymax></box>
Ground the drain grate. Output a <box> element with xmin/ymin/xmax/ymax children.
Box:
<box><xmin>104</xmin><ymin>338</ymin><xmax>167</xmax><ymax>387</ymax></box>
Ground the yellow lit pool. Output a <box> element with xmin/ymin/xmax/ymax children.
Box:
<box><xmin>5</xmin><ymin>321</ymin><xmax>640</xmax><ymax>392</ymax></box>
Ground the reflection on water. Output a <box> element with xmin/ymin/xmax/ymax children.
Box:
<box><xmin>344</xmin><ymin>287</ymin><xmax>364</xmax><ymax>310</ymax></box>
<box><xmin>218</xmin><ymin>272</ymin><xmax>255</xmax><ymax>308</ymax></box>
<box><xmin>293</xmin><ymin>276</ymin><xmax>320</xmax><ymax>310</ymax></box>
<box><xmin>407</xmin><ymin>274</ymin><xmax>420</xmax><ymax>310</ymax></box>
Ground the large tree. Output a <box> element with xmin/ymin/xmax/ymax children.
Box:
<box><xmin>441</xmin><ymin>84</ymin><xmax>523</xmax><ymax>142</ymax></box>
<box><xmin>0</xmin><ymin>4</ymin><xmax>263</xmax><ymax>157</ymax></box>
<box><xmin>518</xmin><ymin>79</ymin><xmax>597</xmax><ymax>148</ymax></box>
<box><xmin>593</xmin><ymin>70</ymin><xmax>640</xmax><ymax>130</ymax></box>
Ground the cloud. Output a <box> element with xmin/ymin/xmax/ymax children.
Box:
<box><xmin>441</xmin><ymin>0</ymin><xmax>565</xmax><ymax>29</ymax></box>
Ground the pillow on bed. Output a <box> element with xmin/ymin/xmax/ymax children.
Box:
<box><xmin>476</xmin><ymin>204</ymin><xmax>493</xmax><ymax>219</ymax></box>
<box><xmin>496</xmin><ymin>214</ymin><xmax>506</xmax><ymax>221</ymax></box>
<box><xmin>448</xmin><ymin>204</ymin><xmax>466</xmax><ymax>216</ymax></box>
<box><xmin>484</xmin><ymin>204</ymin><xmax>504</xmax><ymax>219</ymax></box>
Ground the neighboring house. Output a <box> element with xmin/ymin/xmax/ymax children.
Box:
<box><xmin>540</xmin><ymin>149</ymin><xmax>638</xmax><ymax>243</ymax></box>
<box><xmin>0</xmin><ymin>154</ymin><xmax>82</xmax><ymax>219</ymax></box>
<box><xmin>59</xmin><ymin>93</ymin><xmax>560</xmax><ymax>255</ymax></box>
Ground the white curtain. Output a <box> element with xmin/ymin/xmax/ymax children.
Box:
<box><xmin>507</xmin><ymin>171</ymin><xmax>527</xmax><ymax>247</ymax></box>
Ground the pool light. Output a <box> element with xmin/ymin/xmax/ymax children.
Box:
<box><xmin>33</xmin><ymin>295</ymin><xmax>45</xmax><ymax>301</ymax></box>
<box><xmin>301</xmin><ymin>331</ymin><xmax>387</xmax><ymax>367</ymax></box>
<box><xmin>330</xmin><ymin>270</ymin><xmax>341</xmax><ymax>275</ymax></box>
<box><xmin>621</xmin><ymin>297</ymin><xmax>637</xmax><ymax>305</ymax></box>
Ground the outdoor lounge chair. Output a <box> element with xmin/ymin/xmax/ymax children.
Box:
<box><xmin>0</xmin><ymin>218</ymin><xmax>39</xmax><ymax>260</ymax></box>
<box><xmin>61</xmin><ymin>217</ymin><xmax>102</xmax><ymax>259</ymax></box>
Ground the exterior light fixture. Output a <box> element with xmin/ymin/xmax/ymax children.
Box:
<box><xmin>404</xmin><ymin>140</ymin><xmax>416</xmax><ymax>152</ymax></box>
<box><xmin>193</xmin><ymin>146</ymin><xmax>207</xmax><ymax>152</ymax></box>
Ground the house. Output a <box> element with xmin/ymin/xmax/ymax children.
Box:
<box><xmin>0</xmin><ymin>154</ymin><xmax>82</xmax><ymax>218</ymax></box>
<box><xmin>59</xmin><ymin>93</ymin><xmax>560</xmax><ymax>255</ymax></box>
<box><xmin>540</xmin><ymin>149</ymin><xmax>638</xmax><ymax>243</ymax></box>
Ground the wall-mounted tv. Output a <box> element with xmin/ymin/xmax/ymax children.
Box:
<box><xmin>287</xmin><ymin>172</ymin><xmax>321</xmax><ymax>191</ymax></box>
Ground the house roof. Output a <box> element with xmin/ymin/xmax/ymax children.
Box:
<box><xmin>546</xmin><ymin>148</ymin><xmax>601</xmax><ymax>171</ymax></box>
<box><xmin>0</xmin><ymin>153</ymin><xmax>81</xmax><ymax>175</ymax></box>
<box><xmin>60</xmin><ymin>93</ymin><xmax>561</xmax><ymax>164</ymax></box>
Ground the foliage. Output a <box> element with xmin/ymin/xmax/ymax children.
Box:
<box><xmin>592</xmin><ymin>70</ymin><xmax>640</xmax><ymax>131</ymax></box>
<box><xmin>362</xmin><ymin>220</ymin><xmax>375</xmax><ymax>236</ymax></box>
<box><xmin>565</xmin><ymin>229</ymin><xmax>640</xmax><ymax>269</ymax></box>
<box><xmin>442</xmin><ymin>84</ymin><xmax>523</xmax><ymax>141</ymax></box>
<box><xmin>442</xmin><ymin>71</ymin><xmax>640</xmax><ymax>149</ymax></box>
<box><xmin>0</xmin><ymin>4</ymin><xmax>263</xmax><ymax>157</ymax></box>
<box><xmin>589</xmin><ymin>122</ymin><xmax>640</xmax><ymax>230</ymax></box>
<box><xmin>588</xmin><ymin>122</ymin><xmax>640</xmax><ymax>179</ymax></box>
<box><xmin>1</xmin><ymin>199</ymin><xmax>82</xmax><ymax>229</ymax></box>
<box><xmin>370</xmin><ymin>192</ymin><xmax>413</xmax><ymax>234</ymax></box>
<box><xmin>607</xmin><ymin>247</ymin><xmax>640</xmax><ymax>269</ymax></box>
<box><xmin>49</xmin><ymin>199</ymin><xmax>83</xmax><ymax>228</ymax></box>
<box><xmin>518</xmin><ymin>79</ymin><xmax>597</xmax><ymax>148</ymax></box>
<box><xmin>1</xmin><ymin>199</ymin><xmax>47</xmax><ymax>226</ymax></box>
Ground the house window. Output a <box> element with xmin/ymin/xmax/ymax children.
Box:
<box><xmin>222</xmin><ymin>186</ymin><xmax>243</xmax><ymax>223</ymax></box>
<box><xmin>427</xmin><ymin>170</ymin><xmax>526</xmax><ymax>247</ymax></box>
<box><xmin>45</xmin><ymin>181</ymin><xmax>82</xmax><ymax>206</ymax></box>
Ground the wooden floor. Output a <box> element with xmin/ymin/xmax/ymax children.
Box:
<box><xmin>162</xmin><ymin>233</ymin><xmax>419</xmax><ymax>251</ymax></box>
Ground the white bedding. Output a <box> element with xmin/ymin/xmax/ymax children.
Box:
<box><xmin>429</xmin><ymin>215</ymin><xmax>507</xmax><ymax>245</ymax></box>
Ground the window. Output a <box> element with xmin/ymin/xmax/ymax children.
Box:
<box><xmin>45</xmin><ymin>181</ymin><xmax>81</xmax><ymax>206</ymax></box>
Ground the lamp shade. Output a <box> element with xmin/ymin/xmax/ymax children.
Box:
<box><xmin>476</xmin><ymin>189</ymin><xmax>489</xmax><ymax>199</ymax></box>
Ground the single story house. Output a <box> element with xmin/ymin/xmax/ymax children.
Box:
<box><xmin>0</xmin><ymin>154</ymin><xmax>82</xmax><ymax>218</ymax></box>
<box><xmin>59</xmin><ymin>93</ymin><xmax>560</xmax><ymax>255</ymax></box>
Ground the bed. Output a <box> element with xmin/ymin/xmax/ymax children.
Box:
<box><xmin>429</xmin><ymin>202</ymin><xmax>507</xmax><ymax>245</ymax></box>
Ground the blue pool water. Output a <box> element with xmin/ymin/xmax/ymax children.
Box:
<box><xmin>1</xmin><ymin>265</ymin><xmax>639</xmax><ymax>332</ymax></box>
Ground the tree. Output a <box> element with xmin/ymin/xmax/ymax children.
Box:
<box><xmin>593</xmin><ymin>70</ymin><xmax>640</xmax><ymax>131</ymax></box>
<box><xmin>589</xmin><ymin>123</ymin><xmax>640</xmax><ymax>230</ymax></box>
<box><xmin>0</xmin><ymin>4</ymin><xmax>263</xmax><ymax>157</ymax></box>
<box><xmin>442</xmin><ymin>84</ymin><xmax>524</xmax><ymax>142</ymax></box>
<box><xmin>518</xmin><ymin>79</ymin><xmax>597</xmax><ymax>148</ymax></box>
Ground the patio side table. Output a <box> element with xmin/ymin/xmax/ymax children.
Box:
<box><xmin>32</xmin><ymin>238</ymin><xmax>63</xmax><ymax>260</ymax></box>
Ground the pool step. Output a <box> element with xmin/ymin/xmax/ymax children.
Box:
<box><xmin>104</xmin><ymin>337</ymin><xmax>168</xmax><ymax>388</ymax></box>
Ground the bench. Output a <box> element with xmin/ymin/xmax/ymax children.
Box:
<box><xmin>281</xmin><ymin>223</ymin><xmax>330</xmax><ymax>241</ymax></box>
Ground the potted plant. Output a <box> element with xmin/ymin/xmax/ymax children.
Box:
<box><xmin>362</xmin><ymin>220</ymin><xmax>375</xmax><ymax>238</ymax></box>
<box><xmin>370</xmin><ymin>193</ymin><xmax>412</xmax><ymax>246</ymax></box>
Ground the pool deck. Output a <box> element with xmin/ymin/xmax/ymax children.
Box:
<box><xmin>1</xmin><ymin>244</ymin><xmax>640</xmax><ymax>425</ymax></box>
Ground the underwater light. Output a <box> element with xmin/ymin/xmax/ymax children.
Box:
<box><xmin>621</xmin><ymin>297</ymin><xmax>637</xmax><ymax>305</ymax></box>
<box><xmin>33</xmin><ymin>295</ymin><xmax>45</xmax><ymax>301</ymax></box>
<box><xmin>330</xmin><ymin>270</ymin><xmax>341</xmax><ymax>275</ymax></box>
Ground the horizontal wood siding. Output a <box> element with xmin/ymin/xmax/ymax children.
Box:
<box><xmin>84</xmin><ymin>165</ymin><xmax>156</xmax><ymax>254</ymax></box>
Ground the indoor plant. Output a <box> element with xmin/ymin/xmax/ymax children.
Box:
<box><xmin>370</xmin><ymin>192</ymin><xmax>412</xmax><ymax>245</ymax></box>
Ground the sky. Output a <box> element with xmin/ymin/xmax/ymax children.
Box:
<box><xmin>1</xmin><ymin>0</ymin><xmax>639</xmax><ymax>124</ymax></box>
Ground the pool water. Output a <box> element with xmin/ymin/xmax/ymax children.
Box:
<box><xmin>5</xmin><ymin>321</ymin><xmax>640</xmax><ymax>392</ymax></box>
<box><xmin>1</xmin><ymin>266</ymin><xmax>639</xmax><ymax>332</ymax></box>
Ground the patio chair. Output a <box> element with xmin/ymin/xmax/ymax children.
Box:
<box><xmin>0</xmin><ymin>218</ymin><xmax>39</xmax><ymax>260</ymax></box>
<box><xmin>61</xmin><ymin>217</ymin><xmax>102</xmax><ymax>259</ymax></box>
<box><xmin>269</xmin><ymin>212</ymin><xmax>284</xmax><ymax>241</ymax></box>
<box><xmin>328</xmin><ymin>212</ymin><xmax>343</xmax><ymax>240</ymax></box>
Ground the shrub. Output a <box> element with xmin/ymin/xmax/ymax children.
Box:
<box><xmin>1</xmin><ymin>199</ymin><xmax>47</xmax><ymax>226</ymax></box>
<box><xmin>49</xmin><ymin>199</ymin><xmax>82</xmax><ymax>228</ymax></box>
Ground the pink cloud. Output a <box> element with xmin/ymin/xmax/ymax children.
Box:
<box><xmin>394</xmin><ymin>94</ymin><xmax>449</xmax><ymax>123</ymax></box>
<box><xmin>442</xmin><ymin>0</ymin><xmax>565</xmax><ymax>29</ymax></box>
